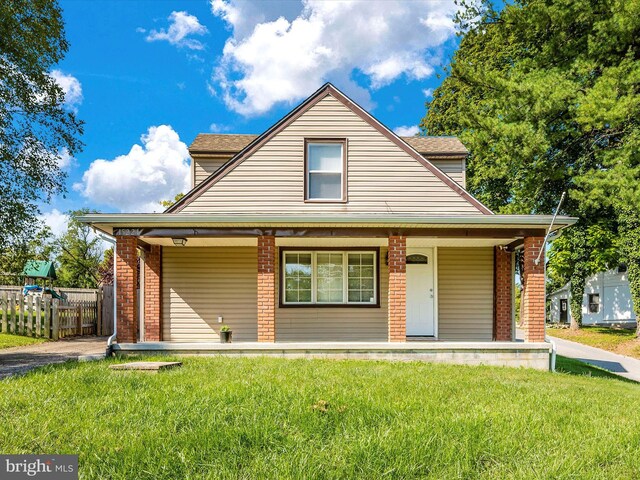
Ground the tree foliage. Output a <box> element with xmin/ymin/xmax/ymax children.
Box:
<box><xmin>423</xmin><ymin>0</ymin><xmax>640</xmax><ymax>328</ymax></box>
<box><xmin>54</xmin><ymin>209</ymin><xmax>102</xmax><ymax>288</ymax></box>
<box><xmin>0</xmin><ymin>0</ymin><xmax>83</xmax><ymax>255</ymax></box>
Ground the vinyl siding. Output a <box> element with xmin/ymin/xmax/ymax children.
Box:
<box><xmin>193</xmin><ymin>155</ymin><xmax>233</xmax><ymax>187</ymax></box>
<box><xmin>437</xmin><ymin>247</ymin><xmax>494</xmax><ymax>341</ymax></box>
<box><xmin>430</xmin><ymin>158</ymin><xmax>465</xmax><ymax>188</ymax></box>
<box><xmin>181</xmin><ymin>94</ymin><xmax>483</xmax><ymax>215</ymax></box>
<box><xmin>162</xmin><ymin>246</ymin><xmax>257</xmax><ymax>342</ymax></box>
<box><xmin>275</xmin><ymin>247</ymin><xmax>388</xmax><ymax>341</ymax></box>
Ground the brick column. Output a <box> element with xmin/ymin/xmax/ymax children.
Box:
<box><xmin>522</xmin><ymin>237</ymin><xmax>545</xmax><ymax>342</ymax></box>
<box><xmin>257</xmin><ymin>235</ymin><xmax>276</xmax><ymax>342</ymax></box>
<box><xmin>494</xmin><ymin>247</ymin><xmax>513</xmax><ymax>341</ymax></box>
<box><xmin>116</xmin><ymin>236</ymin><xmax>138</xmax><ymax>343</ymax></box>
<box><xmin>388</xmin><ymin>236</ymin><xmax>406</xmax><ymax>342</ymax></box>
<box><xmin>144</xmin><ymin>245</ymin><xmax>162</xmax><ymax>342</ymax></box>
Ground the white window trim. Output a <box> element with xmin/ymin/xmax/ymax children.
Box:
<box><xmin>282</xmin><ymin>250</ymin><xmax>377</xmax><ymax>306</ymax></box>
<box><xmin>306</xmin><ymin>142</ymin><xmax>344</xmax><ymax>201</ymax></box>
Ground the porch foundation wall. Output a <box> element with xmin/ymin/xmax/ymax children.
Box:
<box><xmin>114</xmin><ymin>342</ymin><xmax>551</xmax><ymax>370</ymax></box>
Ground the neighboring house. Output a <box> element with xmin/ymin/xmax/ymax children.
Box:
<box><xmin>548</xmin><ymin>266</ymin><xmax>636</xmax><ymax>326</ymax></box>
<box><xmin>80</xmin><ymin>83</ymin><xmax>576</xmax><ymax>370</ymax></box>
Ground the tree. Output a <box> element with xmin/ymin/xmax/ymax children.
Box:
<box><xmin>422</xmin><ymin>0</ymin><xmax>639</xmax><ymax>330</ymax></box>
<box><xmin>619</xmin><ymin>209</ymin><xmax>640</xmax><ymax>335</ymax></box>
<box><xmin>0</xmin><ymin>0</ymin><xmax>83</xmax><ymax>257</ymax></box>
<box><xmin>0</xmin><ymin>226</ymin><xmax>55</xmax><ymax>284</ymax></box>
<box><xmin>160</xmin><ymin>193</ymin><xmax>184</xmax><ymax>209</ymax></box>
<box><xmin>55</xmin><ymin>209</ymin><xmax>102</xmax><ymax>288</ymax></box>
<box><xmin>97</xmin><ymin>248</ymin><xmax>114</xmax><ymax>286</ymax></box>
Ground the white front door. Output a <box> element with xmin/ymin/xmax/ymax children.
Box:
<box><xmin>406</xmin><ymin>249</ymin><xmax>435</xmax><ymax>336</ymax></box>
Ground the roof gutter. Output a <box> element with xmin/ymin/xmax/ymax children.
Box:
<box><xmin>78</xmin><ymin>213</ymin><xmax>578</xmax><ymax>228</ymax></box>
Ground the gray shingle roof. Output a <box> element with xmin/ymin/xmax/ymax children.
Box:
<box><xmin>189</xmin><ymin>134</ymin><xmax>467</xmax><ymax>155</ymax></box>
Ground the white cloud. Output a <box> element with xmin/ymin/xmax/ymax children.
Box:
<box><xmin>57</xmin><ymin>148</ymin><xmax>73</xmax><ymax>169</ymax></box>
<box><xmin>422</xmin><ymin>88</ymin><xmax>434</xmax><ymax>98</ymax></box>
<box><xmin>393</xmin><ymin>125</ymin><xmax>420</xmax><ymax>136</ymax></box>
<box><xmin>40</xmin><ymin>209</ymin><xmax>69</xmax><ymax>237</ymax></box>
<box><xmin>209</xmin><ymin>123</ymin><xmax>231</xmax><ymax>133</ymax></box>
<box><xmin>50</xmin><ymin>70</ymin><xmax>83</xmax><ymax>111</ymax></box>
<box><xmin>211</xmin><ymin>0</ymin><xmax>457</xmax><ymax>115</ymax></box>
<box><xmin>76</xmin><ymin>125</ymin><xmax>191</xmax><ymax>213</ymax></box>
<box><xmin>145</xmin><ymin>11</ymin><xmax>208</xmax><ymax>50</ymax></box>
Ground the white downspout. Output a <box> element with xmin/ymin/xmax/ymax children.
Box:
<box><xmin>96</xmin><ymin>231</ymin><xmax>117</xmax><ymax>356</ymax></box>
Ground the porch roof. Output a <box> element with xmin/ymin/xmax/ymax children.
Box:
<box><xmin>79</xmin><ymin>213</ymin><xmax>577</xmax><ymax>237</ymax></box>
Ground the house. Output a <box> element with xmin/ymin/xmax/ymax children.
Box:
<box><xmin>548</xmin><ymin>266</ymin><xmax>636</xmax><ymax>327</ymax></box>
<box><xmin>80</xmin><ymin>83</ymin><xmax>576</xmax><ymax>370</ymax></box>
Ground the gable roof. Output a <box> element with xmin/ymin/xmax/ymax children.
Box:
<box><xmin>168</xmin><ymin>83</ymin><xmax>492</xmax><ymax>214</ymax></box>
<box><xmin>189</xmin><ymin>134</ymin><xmax>467</xmax><ymax>156</ymax></box>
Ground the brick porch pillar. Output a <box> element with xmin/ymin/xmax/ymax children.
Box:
<box><xmin>257</xmin><ymin>235</ymin><xmax>276</xmax><ymax>342</ymax></box>
<box><xmin>116</xmin><ymin>235</ymin><xmax>138</xmax><ymax>343</ymax></box>
<box><xmin>144</xmin><ymin>245</ymin><xmax>162</xmax><ymax>341</ymax></box>
<box><xmin>494</xmin><ymin>247</ymin><xmax>513</xmax><ymax>341</ymax></box>
<box><xmin>388</xmin><ymin>235</ymin><xmax>406</xmax><ymax>342</ymax></box>
<box><xmin>522</xmin><ymin>236</ymin><xmax>545</xmax><ymax>342</ymax></box>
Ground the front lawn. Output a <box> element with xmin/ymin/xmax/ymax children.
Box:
<box><xmin>1</xmin><ymin>357</ymin><xmax>639</xmax><ymax>479</ymax></box>
<box><xmin>548</xmin><ymin>326</ymin><xmax>640</xmax><ymax>359</ymax></box>
<box><xmin>0</xmin><ymin>333</ymin><xmax>47</xmax><ymax>350</ymax></box>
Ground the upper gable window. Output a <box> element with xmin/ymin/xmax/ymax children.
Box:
<box><xmin>305</xmin><ymin>139</ymin><xmax>346</xmax><ymax>202</ymax></box>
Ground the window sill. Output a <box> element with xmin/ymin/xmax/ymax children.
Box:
<box><xmin>303</xmin><ymin>199</ymin><xmax>348</xmax><ymax>204</ymax></box>
<box><xmin>279</xmin><ymin>303</ymin><xmax>380</xmax><ymax>309</ymax></box>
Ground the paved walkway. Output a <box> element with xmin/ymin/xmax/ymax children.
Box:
<box><xmin>0</xmin><ymin>337</ymin><xmax>107</xmax><ymax>380</ymax></box>
<box><xmin>517</xmin><ymin>328</ymin><xmax>640</xmax><ymax>382</ymax></box>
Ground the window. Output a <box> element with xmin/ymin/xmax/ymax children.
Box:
<box><xmin>305</xmin><ymin>140</ymin><xmax>345</xmax><ymax>201</ymax></box>
<box><xmin>588</xmin><ymin>293</ymin><xmax>600</xmax><ymax>313</ymax></box>
<box><xmin>282</xmin><ymin>250</ymin><xmax>377</xmax><ymax>306</ymax></box>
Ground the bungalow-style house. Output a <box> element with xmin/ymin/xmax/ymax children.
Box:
<box><xmin>548</xmin><ymin>266</ymin><xmax>636</xmax><ymax>327</ymax></box>
<box><xmin>80</xmin><ymin>83</ymin><xmax>576</xmax><ymax>370</ymax></box>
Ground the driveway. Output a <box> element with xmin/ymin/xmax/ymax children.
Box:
<box><xmin>517</xmin><ymin>328</ymin><xmax>640</xmax><ymax>382</ymax></box>
<box><xmin>0</xmin><ymin>337</ymin><xmax>107</xmax><ymax>380</ymax></box>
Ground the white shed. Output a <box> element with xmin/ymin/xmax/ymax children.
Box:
<box><xmin>548</xmin><ymin>267</ymin><xmax>636</xmax><ymax>326</ymax></box>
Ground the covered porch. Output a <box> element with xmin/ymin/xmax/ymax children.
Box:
<box><xmin>80</xmin><ymin>214</ymin><xmax>575</xmax><ymax>369</ymax></box>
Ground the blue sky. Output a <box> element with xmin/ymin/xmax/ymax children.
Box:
<box><xmin>42</xmin><ymin>0</ymin><xmax>461</xmax><ymax>234</ymax></box>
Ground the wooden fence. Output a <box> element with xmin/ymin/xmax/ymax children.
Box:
<box><xmin>0</xmin><ymin>287</ymin><xmax>114</xmax><ymax>340</ymax></box>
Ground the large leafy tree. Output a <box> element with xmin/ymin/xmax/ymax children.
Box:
<box><xmin>55</xmin><ymin>210</ymin><xmax>102</xmax><ymax>288</ymax></box>
<box><xmin>422</xmin><ymin>0</ymin><xmax>640</xmax><ymax>330</ymax></box>
<box><xmin>0</xmin><ymin>0</ymin><xmax>83</xmax><ymax>255</ymax></box>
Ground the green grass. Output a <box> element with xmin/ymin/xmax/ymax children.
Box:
<box><xmin>1</xmin><ymin>357</ymin><xmax>640</xmax><ymax>479</ymax></box>
<box><xmin>0</xmin><ymin>333</ymin><xmax>47</xmax><ymax>349</ymax></box>
<box><xmin>548</xmin><ymin>326</ymin><xmax>640</xmax><ymax>359</ymax></box>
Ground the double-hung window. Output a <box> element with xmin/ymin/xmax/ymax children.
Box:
<box><xmin>305</xmin><ymin>140</ymin><xmax>346</xmax><ymax>201</ymax></box>
<box><xmin>282</xmin><ymin>250</ymin><xmax>377</xmax><ymax>306</ymax></box>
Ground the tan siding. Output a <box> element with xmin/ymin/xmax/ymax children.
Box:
<box><xmin>193</xmin><ymin>155</ymin><xmax>233</xmax><ymax>187</ymax></box>
<box><xmin>275</xmin><ymin>247</ymin><xmax>388</xmax><ymax>341</ymax></box>
<box><xmin>162</xmin><ymin>247</ymin><xmax>257</xmax><ymax>342</ymax></box>
<box><xmin>430</xmin><ymin>159</ymin><xmax>465</xmax><ymax>188</ymax></box>
<box><xmin>438</xmin><ymin>247</ymin><xmax>494</xmax><ymax>341</ymax></box>
<box><xmin>182</xmin><ymin>95</ymin><xmax>483</xmax><ymax>215</ymax></box>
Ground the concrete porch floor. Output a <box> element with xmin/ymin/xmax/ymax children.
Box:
<box><xmin>114</xmin><ymin>341</ymin><xmax>552</xmax><ymax>370</ymax></box>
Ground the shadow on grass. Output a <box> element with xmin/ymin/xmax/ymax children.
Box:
<box><xmin>555</xmin><ymin>355</ymin><xmax>638</xmax><ymax>384</ymax></box>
